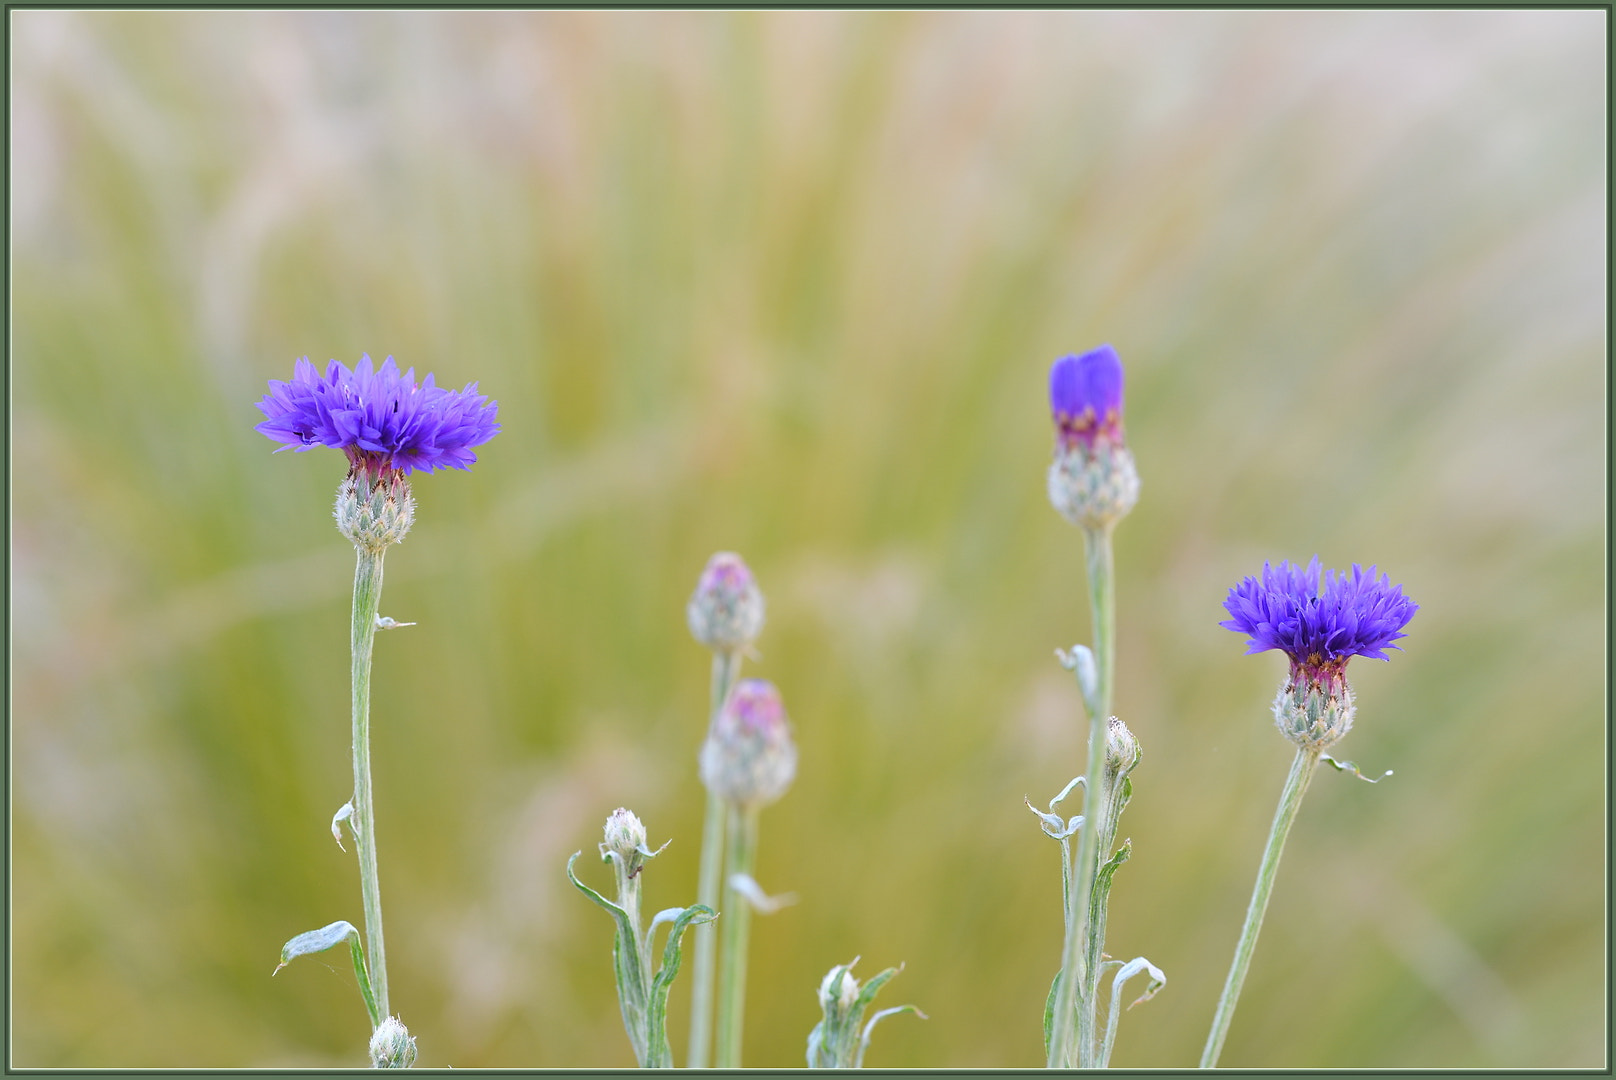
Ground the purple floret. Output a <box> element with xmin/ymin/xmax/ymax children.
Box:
<box><xmin>1049</xmin><ymin>345</ymin><xmax>1126</xmax><ymax>449</ymax></box>
<box><xmin>1221</xmin><ymin>557</ymin><xmax>1418</xmax><ymax>675</ymax></box>
<box><xmin>255</xmin><ymin>355</ymin><xmax>500</xmax><ymax>475</ymax></box>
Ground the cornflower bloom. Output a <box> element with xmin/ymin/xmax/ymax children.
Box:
<box><xmin>258</xmin><ymin>354</ymin><xmax>498</xmax><ymax>1062</ymax></box>
<box><xmin>1202</xmin><ymin>557</ymin><xmax>1417</xmax><ymax>1067</ymax></box>
<box><xmin>1221</xmin><ymin>557</ymin><xmax>1418</xmax><ymax>749</ymax></box>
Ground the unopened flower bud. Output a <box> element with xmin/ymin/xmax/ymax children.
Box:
<box><xmin>603</xmin><ymin>807</ymin><xmax>648</xmax><ymax>860</ymax></box>
<box><xmin>818</xmin><ymin>962</ymin><xmax>861</xmax><ymax>1014</ymax></box>
<box><xmin>699</xmin><ymin>679</ymin><xmax>796</xmax><ymax>808</ymax></box>
<box><xmin>1104</xmin><ymin>716</ymin><xmax>1142</xmax><ymax>780</ymax></box>
<box><xmin>369</xmin><ymin>1015</ymin><xmax>417</xmax><ymax>1069</ymax></box>
<box><xmin>1046</xmin><ymin>346</ymin><xmax>1140</xmax><ymax>530</ymax></box>
<box><xmin>336</xmin><ymin>463</ymin><xmax>415</xmax><ymax>552</ymax></box>
<box><xmin>687</xmin><ymin>552</ymin><xmax>765</xmax><ymax>652</ymax></box>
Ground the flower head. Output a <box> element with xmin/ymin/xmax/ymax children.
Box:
<box><xmin>687</xmin><ymin>552</ymin><xmax>766</xmax><ymax>652</ymax></box>
<box><xmin>1222</xmin><ymin>558</ymin><xmax>1417</xmax><ymax>671</ymax></box>
<box><xmin>255</xmin><ymin>354</ymin><xmax>500</xmax><ymax>476</ymax></box>
<box><xmin>1049</xmin><ymin>345</ymin><xmax>1125</xmax><ymax>451</ymax></box>
<box><xmin>1222</xmin><ymin>557</ymin><xmax>1418</xmax><ymax>748</ymax></box>
<box><xmin>699</xmin><ymin>679</ymin><xmax>797</xmax><ymax>808</ymax></box>
<box><xmin>1046</xmin><ymin>346</ymin><xmax>1139</xmax><ymax>529</ymax></box>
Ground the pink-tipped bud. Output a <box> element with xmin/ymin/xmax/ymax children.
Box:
<box><xmin>687</xmin><ymin>552</ymin><xmax>765</xmax><ymax>652</ymax></box>
<box><xmin>699</xmin><ymin>679</ymin><xmax>797</xmax><ymax>808</ymax></box>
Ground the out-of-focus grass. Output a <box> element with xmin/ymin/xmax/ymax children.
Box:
<box><xmin>10</xmin><ymin>9</ymin><xmax>1604</xmax><ymax>1069</ymax></box>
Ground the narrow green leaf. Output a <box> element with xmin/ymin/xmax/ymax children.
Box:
<box><xmin>643</xmin><ymin>904</ymin><xmax>717</xmax><ymax>1068</ymax></box>
<box><xmin>568</xmin><ymin>851</ymin><xmax>651</xmax><ymax>1064</ymax></box>
<box><xmin>565</xmin><ymin>851</ymin><xmax>627</xmax><ymax>920</ymax></box>
<box><xmin>1043</xmin><ymin>969</ymin><xmax>1061</xmax><ymax>1060</ymax></box>
<box><xmin>1093</xmin><ymin>836</ymin><xmax>1133</xmax><ymax>908</ymax></box>
<box><xmin>851</xmin><ymin>965</ymin><xmax>902</xmax><ymax>1014</ymax></box>
<box><xmin>347</xmin><ymin>933</ymin><xmax>382</xmax><ymax>1030</ymax></box>
<box><xmin>272</xmin><ymin>919</ymin><xmax>379</xmax><ymax>1029</ymax></box>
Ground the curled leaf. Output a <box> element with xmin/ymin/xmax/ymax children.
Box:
<box><xmin>729</xmin><ymin>872</ymin><xmax>796</xmax><ymax>914</ymax></box>
<box><xmin>1322</xmin><ymin>753</ymin><xmax>1393</xmax><ymax>783</ymax></box>
<box><xmin>331</xmin><ymin>801</ymin><xmax>354</xmax><ymax>851</ymax></box>
<box><xmin>1098</xmin><ymin>955</ymin><xmax>1165</xmax><ymax>1067</ymax></box>
<box><xmin>272</xmin><ymin>919</ymin><xmax>380</xmax><ymax>1029</ymax></box>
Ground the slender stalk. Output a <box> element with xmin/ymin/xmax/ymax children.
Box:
<box><xmin>1076</xmin><ymin>525</ymin><xmax>1118</xmax><ymax>1068</ymax></box>
<box><xmin>687</xmin><ymin>650</ymin><xmax>741</xmax><ymax>1069</ymax></box>
<box><xmin>350</xmin><ymin>546</ymin><xmax>390</xmax><ymax>1024</ymax></box>
<box><xmin>1200</xmin><ymin>746</ymin><xmax>1321</xmax><ymax>1068</ymax></box>
<box><xmin>1047</xmin><ymin>524</ymin><xmax>1116</xmax><ymax>1068</ymax></box>
<box><xmin>713</xmin><ymin>803</ymin><xmax>759</xmax><ymax>1068</ymax></box>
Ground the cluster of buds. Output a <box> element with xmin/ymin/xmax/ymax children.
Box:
<box><xmin>699</xmin><ymin>679</ymin><xmax>797</xmax><ymax>809</ymax></box>
<box><xmin>1046</xmin><ymin>345</ymin><xmax>1139</xmax><ymax>531</ymax></box>
<box><xmin>335</xmin><ymin>458</ymin><xmax>416</xmax><ymax>553</ymax></box>
<box><xmin>687</xmin><ymin>552</ymin><xmax>766</xmax><ymax>653</ymax></box>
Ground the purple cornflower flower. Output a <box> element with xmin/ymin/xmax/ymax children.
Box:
<box><xmin>255</xmin><ymin>354</ymin><xmax>501</xmax><ymax>476</ymax></box>
<box><xmin>1049</xmin><ymin>345</ymin><xmax>1125</xmax><ymax>450</ymax></box>
<box><xmin>1222</xmin><ymin>557</ymin><xmax>1417</xmax><ymax>679</ymax></box>
<box><xmin>1222</xmin><ymin>558</ymin><xmax>1417</xmax><ymax>748</ymax></box>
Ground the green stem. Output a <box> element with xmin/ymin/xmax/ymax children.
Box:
<box><xmin>351</xmin><ymin>546</ymin><xmax>390</xmax><ymax>1026</ymax></box>
<box><xmin>688</xmin><ymin>650</ymin><xmax>741</xmax><ymax>1069</ymax></box>
<box><xmin>713</xmin><ymin>802</ymin><xmax>758</xmax><ymax>1068</ymax></box>
<box><xmin>1199</xmin><ymin>746</ymin><xmax>1321</xmax><ymax>1068</ymax></box>
<box><xmin>1047</xmin><ymin>524</ymin><xmax>1116</xmax><ymax>1068</ymax></box>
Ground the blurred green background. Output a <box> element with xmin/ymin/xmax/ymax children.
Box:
<box><xmin>10</xmin><ymin>9</ymin><xmax>1606</xmax><ymax>1070</ymax></box>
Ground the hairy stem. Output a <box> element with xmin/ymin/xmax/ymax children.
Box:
<box><xmin>350</xmin><ymin>546</ymin><xmax>390</xmax><ymax>1025</ymax></box>
<box><xmin>713</xmin><ymin>803</ymin><xmax>759</xmax><ymax>1068</ymax></box>
<box><xmin>1200</xmin><ymin>746</ymin><xmax>1321</xmax><ymax>1068</ymax></box>
<box><xmin>1047</xmin><ymin>524</ymin><xmax>1116</xmax><ymax>1068</ymax></box>
<box><xmin>687</xmin><ymin>649</ymin><xmax>741</xmax><ymax>1069</ymax></box>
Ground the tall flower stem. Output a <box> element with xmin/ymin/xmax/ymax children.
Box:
<box><xmin>713</xmin><ymin>803</ymin><xmax>759</xmax><ymax>1068</ymax></box>
<box><xmin>350</xmin><ymin>546</ymin><xmax>391</xmax><ymax>1024</ymax></box>
<box><xmin>687</xmin><ymin>650</ymin><xmax>741</xmax><ymax>1069</ymax></box>
<box><xmin>1047</xmin><ymin>524</ymin><xmax>1116</xmax><ymax>1068</ymax></box>
<box><xmin>1200</xmin><ymin>746</ymin><xmax>1321</xmax><ymax>1068</ymax></box>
